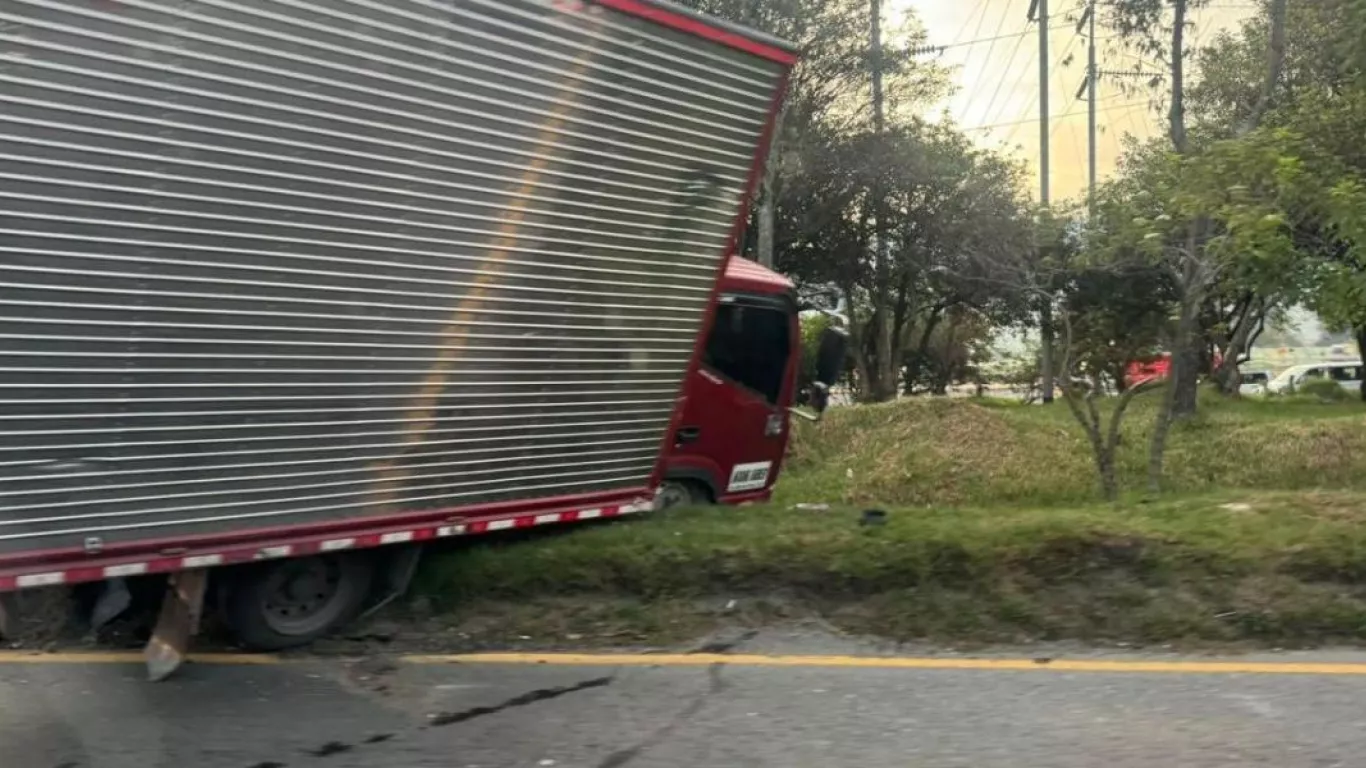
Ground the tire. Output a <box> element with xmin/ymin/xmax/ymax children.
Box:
<box><xmin>656</xmin><ymin>478</ymin><xmax>711</xmax><ymax>511</ymax></box>
<box><xmin>222</xmin><ymin>552</ymin><xmax>375</xmax><ymax>651</ymax></box>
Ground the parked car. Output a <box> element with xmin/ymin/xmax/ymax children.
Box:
<box><xmin>1266</xmin><ymin>361</ymin><xmax>1364</xmax><ymax>394</ymax></box>
<box><xmin>1238</xmin><ymin>370</ymin><xmax>1273</xmax><ymax>396</ymax></box>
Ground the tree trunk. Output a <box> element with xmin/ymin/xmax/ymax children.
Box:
<box><xmin>903</xmin><ymin>307</ymin><xmax>945</xmax><ymax>395</ymax></box>
<box><xmin>1110</xmin><ymin>360</ymin><xmax>1129</xmax><ymax>393</ymax></box>
<box><xmin>931</xmin><ymin>319</ymin><xmax>959</xmax><ymax>395</ymax></box>
<box><xmin>1060</xmin><ymin>387</ymin><xmax>1116</xmax><ymax>501</ymax></box>
<box><xmin>1172</xmin><ymin>342</ymin><xmax>1200</xmax><ymax>417</ymax></box>
<box><xmin>1097</xmin><ymin>452</ymin><xmax>1118</xmax><ymax>502</ymax></box>
<box><xmin>1149</xmin><ymin>286</ymin><xmax>1199</xmax><ymax>492</ymax></box>
<box><xmin>754</xmin><ymin>103</ymin><xmax>786</xmax><ymax>268</ymax></box>
<box><xmin>756</xmin><ymin>187</ymin><xmax>776</xmax><ymax>268</ymax></box>
<box><xmin>1214</xmin><ymin>300</ymin><xmax>1265</xmax><ymax>395</ymax></box>
<box><xmin>1040</xmin><ymin>298</ymin><xmax>1055</xmax><ymax>404</ymax></box>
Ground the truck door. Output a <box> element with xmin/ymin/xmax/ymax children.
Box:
<box><xmin>669</xmin><ymin>293</ymin><xmax>797</xmax><ymax>503</ymax></box>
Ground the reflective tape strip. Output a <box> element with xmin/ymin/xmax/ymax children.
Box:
<box><xmin>103</xmin><ymin>563</ymin><xmax>148</xmax><ymax>578</ymax></box>
<box><xmin>0</xmin><ymin>498</ymin><xmax>653</xmax><ymax>591</ymax></box>
<box><xmin>182</xmin><ymin>554</ymin><xmax>224</xmax><ymax>568</ymax></box>
<box><xmin>16</xmin><ymin>572</ymin><xmax>66</xmax><ymax>588</ymax></box>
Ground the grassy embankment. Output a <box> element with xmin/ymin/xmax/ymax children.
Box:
<box><xmin>412</xmin><ymin>394</ymin><xmax>1366</xmax><ymax>648</ymax></box>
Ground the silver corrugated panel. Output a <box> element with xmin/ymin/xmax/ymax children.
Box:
<box><xmin>0</xmin><ymin>0</ymin><xmax>789</xmax><ymax>553</ymax></box>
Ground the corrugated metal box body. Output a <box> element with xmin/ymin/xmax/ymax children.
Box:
<box><xmin>0</xmin><ymin>0</ymin><xmax>789</xmax><ymax>555</ymax></box>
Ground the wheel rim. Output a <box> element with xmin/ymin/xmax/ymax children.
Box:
<box><xmin>260</xmin><ymin>556</ymin><xmax>349</xmax><ymax>637</ymax></box>
<box><xmin>656</xmin><ymin>481</ymin><xmax>692</xmax><ymax>510</ymax></box>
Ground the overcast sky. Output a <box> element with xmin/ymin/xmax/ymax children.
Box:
<box><xmin>897</xmin><ymin>0</ymin><xmax>1257</xmax><ymax>202</ymax></box>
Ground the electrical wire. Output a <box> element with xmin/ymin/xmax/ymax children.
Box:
<box><xmin>968</xmin><ymin>100</ymin><xmax>1150</xmax><ymax>131</ymax></box>
<box><xmin>975</xmin><ymin>21</ymin><xmax>1037</xmax><ymax>130</ymax></box>
<box><xmin>957</xmin><ymin>0</ymin><xmax>1016</xmax><ymax>126</ymax></box>
<box><xmin>997</xmin><ymin>30</ymin><xmax>1083</xmax><ymax>145</ymax></box>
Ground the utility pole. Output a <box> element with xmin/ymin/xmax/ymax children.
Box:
<box><xmin>1084</xmin><ymin>0</ymin><xmax>1097</xmax><ymax>215</ymax></box>
<box><xmin>1031</xmin><ymin>0</ymin><xmax>1049</xmax><ymax>205</ymax></box>
<box><xmin>869</xmin><ymin>0</ymin><xmax>893</xmax><ymax>401</ymax></box>
<box><xmin>1029</xmin><ymin>0</ymin><xmax>1054</xmax><ymax>404</ymax></box>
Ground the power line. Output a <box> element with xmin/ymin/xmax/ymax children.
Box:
<box><xmin>977</xmin><ymin>24</ymin><xmax>1039</xmax><ymax>130</ymax></box>
<box><xmin>1000</xmin><ymin>31</ymin><xmax>1082</xmax><ymax>146</ymax></box>
<box><xmin>952</xmin><ymin>0</ymin><xmax>991</xmax><ymax>42</ymax></box>
<box><xmin>969</xmin><ymin>100</ymin><xmax>1149</xmax><ymax>131</ymax></box>
<box><xmin>909</xmin><ymin>22</ymin><xmax>1073</xmax><ymax>55</ymax></box>
<box><xmin>959</xmin><ymin>3</ymin><xmax>1015</xmax><ymax>126</ymax></box>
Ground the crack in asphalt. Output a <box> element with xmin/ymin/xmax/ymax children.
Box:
<box><xmin>304</xmin><ymin>742</ymin><xmax>352</xmax><ymax>758</ymax></box>
<box><xmin>595</xmin><ymin>662</ymin><xmax>729</xmax><ymax>768</ymax></box>
<box><xmin>241</xmin><ymin>677</ymin><xmax>612</xmax><ymax>766</ymax></box>
<box><xmin>428</xmin><ymin>675</ymin><xmax>615</xmax><ymax>727</ymax></box>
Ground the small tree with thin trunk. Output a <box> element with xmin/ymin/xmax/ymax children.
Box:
<box><xmin>1055</xmin><ymin>314</ymin><xmax>1163</xmax><ymax>502</ymax></box>
<box><xmin>977</xmin><ymin>207</ymin><xmax>1164</xmax><ymax>501</ymax></box>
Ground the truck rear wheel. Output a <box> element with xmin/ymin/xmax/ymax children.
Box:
<box><xmin>222</xmin><ymin>552</ymin><xmax>374</xmax><ymax>651</ymax></box>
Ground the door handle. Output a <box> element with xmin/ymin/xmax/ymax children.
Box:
<box><xmin>676</xmin><ymin>426</ymin><xmax>701</xmax><ymax>444</ymax></box>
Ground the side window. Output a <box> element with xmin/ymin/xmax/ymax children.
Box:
<box><xmin>1331</xmin><ymin>366</ymin><xmax>1361</xmax><ymax>382</ymax></box>
<box><xmin>702</xmin><ymin>301</ymin><xmax>792</xmax><ymax>404</ymax></box>
<box><xmin>1303</xmin><ymin>368</ymin><xmax>1325</xmax><ymax>380</ymax></box>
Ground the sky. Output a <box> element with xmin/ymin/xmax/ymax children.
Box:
<box><xmin>897</xmin><ymin>0</ymin><xmax>1259</xmax><ymax>202</ymax></box>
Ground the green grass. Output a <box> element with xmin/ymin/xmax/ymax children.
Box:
<box><xmin>411</xmin><ymin>394</ymin><xmax>1366</xmax><ymax>648</ymax></box>
<box><xmin>779</xmin><ymin>392</ymin><xmax>1366</xmax><ymax>507</ymax></box>
<box><xmin>414</xmin><ymin>490</ymin><xmax>1366</xmax><ymax>647</ymax></box>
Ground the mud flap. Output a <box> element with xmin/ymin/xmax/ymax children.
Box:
<box><xmin>359</xmin><ymin>544</ymin><xmax>423</xmax><ymax>620</ymax></box>
<box><xmin>143</xmin><ymin>569</ymin><xmax>208</xmax><ymax>682</ymax></box>
<box><xmin>91</xmin><ymin>577</ymin><xmax>133</xmax><ymax>632</ymax></box>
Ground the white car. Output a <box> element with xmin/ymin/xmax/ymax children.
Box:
<box><xmin>1266</xmin><ymin>361</ymin><xmax>1364</xmax><ymax>394</ymax></box>
<box><xmin>1238</xmin><ymin>370</ymin><xmax>1272</xmax><ymax>396</ymax></box>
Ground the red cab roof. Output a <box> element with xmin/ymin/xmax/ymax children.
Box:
<box><xmin>721</xmin><ymin>255</ymin><xmax>794</xmax><ymax>295</ymax></box>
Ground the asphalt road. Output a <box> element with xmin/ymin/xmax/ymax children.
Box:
<box><xmin>5</xmin><ymin>648</ymin><xmax>1366</xmax><ymax>768</ymax></box>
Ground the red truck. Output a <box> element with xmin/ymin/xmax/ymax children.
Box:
<box><xmin>660</xmin><ymin>256</ymin><xmax>827</xmax><ymax>509</ymax></box>
<box><xmin>0</xmin><ymin>0</ymin><xmax>824</xmax><ymax>677</ymax></box>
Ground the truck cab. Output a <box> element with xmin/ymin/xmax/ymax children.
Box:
<box><xmin>659</xmin><ymin>258</ymin><xmax>802</xmax><ymax>508</ymax></box>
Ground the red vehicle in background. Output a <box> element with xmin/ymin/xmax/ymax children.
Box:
<box><xmin>1126</xmin><ymin>355</ymin><xmax>1173</xmax><ymax>388</ymax></box>
<box><xmin>660</xmin><ymin>257</ymin><xmax>844</xmax><ymax>509</ymax></box>
<box><xmin>1125</xmin><ymin>352</ymin><xmax>1223</xmax><ymax>388</ymax></box>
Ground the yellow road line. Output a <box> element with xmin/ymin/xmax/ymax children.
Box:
<box><xmin>401</xmin><ymin>652</ymin><xmax>1366</xmax><ymax>676</ymax></box>
<box><xmin>0</xmin><ymin>651</ymin><xmax>279</xmax><ymax>665</ymax></box>
<box><xmin>10</xmin><ymin>650</ymin><xmax>1366</xmax><ymax>677</ymax></box>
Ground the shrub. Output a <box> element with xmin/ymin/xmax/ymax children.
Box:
<box><xmin>1297</xmin><ymin>378</ymin><xmax>1353</xmax><ymax>402</ymax></box>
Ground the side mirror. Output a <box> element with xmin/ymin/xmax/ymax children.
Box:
<box><xmin>811</xmin><ymin>326</ymin><xmax>848</xmax><ymax>413</ymax></box>
<box><xmin>815</xmin><ymin>326</ymin><xmax>848</xmax><ymax>387</ymax></box>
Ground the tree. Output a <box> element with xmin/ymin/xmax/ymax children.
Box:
<box><xmin>676</xmin><ymin>0</ymin><xmax>949</xmax><ymax>268</ymax></box>
<box><xmin>1096</xmin><ymin>0</ymin><xmax>1292</xmax><ymax>492</ymax></box>
<box><xmin>979</xmin><ymin>207</ymin><xmax>1162</xmax><ymax>501</ymax></box>
<box><xmin>1186</xmin><ymin>0</ymin><xmax>1366</xmax><ymax>397</ymax></box>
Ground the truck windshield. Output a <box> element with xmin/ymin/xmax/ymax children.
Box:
<box><xmin>702</xmin><ymin>299</ymin><xmax>792</xmax><ymax>404</ymax></box>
